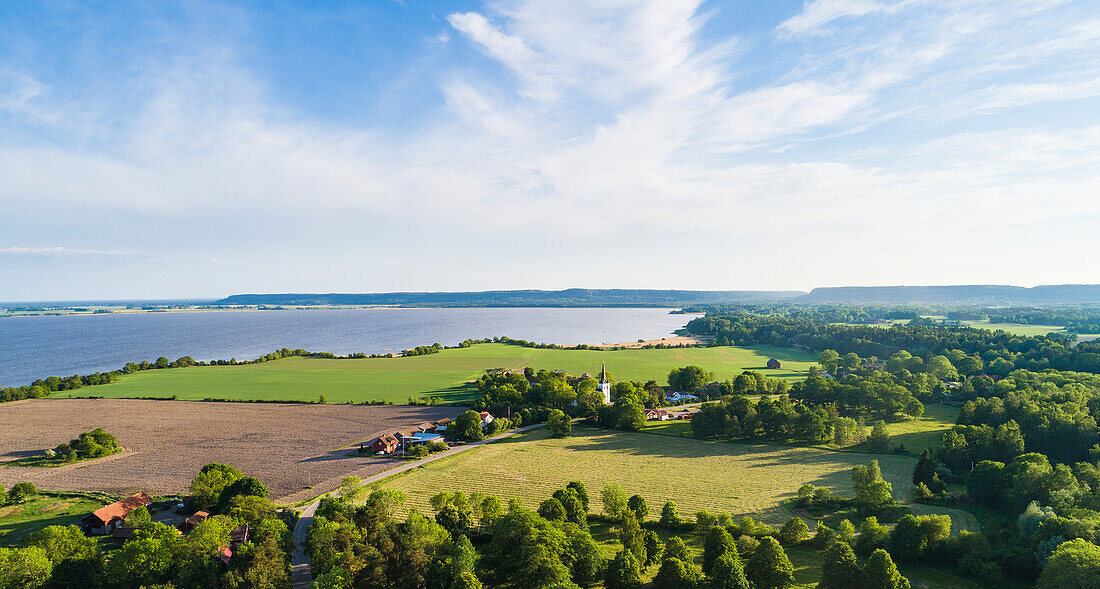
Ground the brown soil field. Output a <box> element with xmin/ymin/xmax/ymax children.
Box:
<box><xmin>0</xmin><ymin>399</ymin><xmax>462</xmax><ymax>503</ymax></box>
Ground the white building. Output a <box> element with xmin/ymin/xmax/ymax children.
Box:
<box><xmin>599</xmin><ymin>362</ymin><xmax>611</xmax><ymax>404</ymax></box>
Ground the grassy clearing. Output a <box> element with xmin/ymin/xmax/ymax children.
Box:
<box><xmin>377</xmin><ymin>426</ymin><xmax>991</xmax><ymax>587</ymax></box>
<box><xmin>377</xmin><ymin>426</ymin><xmax>918</xmax><ymax>525</ymax></box>
<box><xmin>878</xmin><ymin>404</ymin><xmax>959</xmax><ymax>454</ymax></box>
<box><xmin>961</xmin><ymin>320</ymin><xmax>1067</xmax><ymax>336</ymax></box>
<box><xmin>85</xmin><ymin>343</ymin><xmax>817</xmax><ymax>404</ymax></box>
<box><xmin>0</xmin><ymin>494</ymin><xmax>106</xmax><ymax>546</ymax></box>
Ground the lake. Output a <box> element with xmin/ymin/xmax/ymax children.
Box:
<box><xmin>0</xmin><ymin>307</ymin><xmax>693</xmax><ymax>386</ymax></box>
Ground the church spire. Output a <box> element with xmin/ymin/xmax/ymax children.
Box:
<box><xmin>600</xmin><ymin>362</ymin><xmax>608</xmax><ymax>384</ymax></box>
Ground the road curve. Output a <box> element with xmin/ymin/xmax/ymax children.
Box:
<box><xmin>289</xmin><ymin>423</ymin><xmax>545</xmax><ymax>588</ymax></box>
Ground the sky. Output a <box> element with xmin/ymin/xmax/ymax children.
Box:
<box><xmin>1</xmin><ymin>0</ymin><xmax>1099</xmax><ymax>301</ymax></box>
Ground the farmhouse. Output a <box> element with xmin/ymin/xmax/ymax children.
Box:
<box><xmin>766</xmin><ymin>358</ymin><xmax>781</xmax><ymax>369</ymax></box>
<box><xmin>371</xmin><ymin>434</ymin><xmax>399</xmax><ymax>455</ymax></box>
<box><xmin>81</xmin><ymin>491</ymin><xmax>153</xmax><ymax>535</ymax></box>
<box><xmin>645</xmin><ymin>408</ymin><xmax>670</xmax><ymax>421</ymax></box>
<box><xmin>478</xmin><ymin>411</ymin><xmax>494</xmax><ymax>426</ymax></box>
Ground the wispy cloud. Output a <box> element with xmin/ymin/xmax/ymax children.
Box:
<box><xmin>0</xmin><ymin>246</ymin><xmax>135</xmax><ymax>256</ymax></box>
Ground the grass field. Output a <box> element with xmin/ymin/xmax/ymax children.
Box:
<box><xmin>86</xmin><ymin>343</ymin><xmax>817</xmax><ymax>404</ymax></box>
<box><xmin>375</xmin><ymin>425</ymin><xmax>987</xmax><ymax>587</ymax></box>
<box><xmin>961</xmin><ymin>319</ymin><xmax>1067</xmax><ymax>336</ymax></box>
<box><xmin>377</xmin><ymin>426</ymin><xmax>918</xmax><ymax>524</ymax></box>
<box><xmin>0</xmin><ymin>494</ymin><xmax>107</xmax><ymax>546</ymax></box>
<box><xmin>878</xmin><ymin>404</ymin><xmax>959</xmax><ymax>454</ymax></box>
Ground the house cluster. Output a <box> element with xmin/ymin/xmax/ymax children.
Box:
<box><xmin>80</xmin><ymin>491</ymin><xmax>249</xmax><ymax>562</ymax></box>
<box><xmin>367</xmin><ymin>413</ymin><xmax>494</xmax><ymax>455</ymax></box>
<box><xmin>645</xmin><ymin>407</ymin><xmax>699</xmax><ymax>421</ymax></box>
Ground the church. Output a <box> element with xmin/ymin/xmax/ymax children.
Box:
<box><xmin>599</xmin><ymin>362</ymin><xmax>611</xmax><ymax>404</ymax></box>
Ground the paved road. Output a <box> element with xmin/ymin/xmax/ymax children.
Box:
<box><xmin>289</xmin><ymin>423</ymin><xmax>544</xmax><ymax>588</ymax></box>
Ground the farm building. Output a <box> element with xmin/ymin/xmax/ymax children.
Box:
<box><xmin>371</xmin><ymin>434</ymin><xmax>399</xmax><ymax>454</ymax></box>
<box><xmin>230</xmin><ymin>524</ymin><xmax>250</xmax><ymax>545</ymax></box>
<box><xmin>478</xmin><ymin>411</ymin><xmax>494</xmax><ymax>425</ymax></box>
<box><xmin>766</xmin><ymin>358</ymin><xmax>781</xmax><ymax>369</ymax></box>
<box><xmin>180</xmin><ymin>510</ymin><xmax>210</xmax><ymax>533</ymax></box>
<box><xmin>81</xmin><ymin>491</ymin><xmax>153</xmax><ymax>535</ymax></box>
<box><xmin>645</xmin><ymin>408</ymin><xmax>670</xmax><ymax>421</ymax></box>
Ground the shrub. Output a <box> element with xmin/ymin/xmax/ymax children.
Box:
<box><xmin>664</xmin><ymin>536</ymin><xmax>690</xmax><ymax>562</ymax></box>
<box><xmin>779</xmin><ymin>518</ymin><xmax>809</xmax><ymax>545</ymax></box>
<box><xmin>8</xmin><ymin>482</ymin><xmax>37</xmax><ymax>503</ymax></box>
<box><xmin>736</xmin><ymin>535</ymin><xmax>760</xmax><ymax>557</ymax></box>
<box><xmin>659</xmin><ymin>501</ymin><xmax>682</xmax><ymax>527</ymax></box>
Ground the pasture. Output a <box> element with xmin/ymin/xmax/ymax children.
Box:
<box><xmin>0</xmin><ymin>494</ymin><xmax>107</xmax><ymax>546</ymax></box>
<box><xmin>377</xmin><ymin>426</ymin><xmax>920</xmax><ymax>525</ymax></box>
<box><xmin>86</xmin><ymin>343</ymin><xmax>817</xmax><ymax>404</ymax></box>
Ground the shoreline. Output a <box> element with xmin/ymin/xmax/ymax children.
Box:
<box><xmin>0</xmin><ymin>304</ymin><xmax>698</xmax><ymax>319</ymax></box>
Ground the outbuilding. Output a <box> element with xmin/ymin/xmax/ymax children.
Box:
<box><xmin>767</xmin><ymin>358</ymin><xmax>781</xmax><ymax>369</ymax></box>
<box><xmin>81</xmin><ymin>492</ymin><xmax>153</xmax><ymax>536</ymax></box>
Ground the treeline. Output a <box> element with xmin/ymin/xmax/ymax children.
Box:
<box><xmin>0</xmin><ymin>464</ymin><xmax>295</xmax><ymax>589</ymax></box>
<box><xmin>304</xmin><ymin>476</ymin><xmax>923</xmax><ymax>589</ymax></box>
<box><xmin>986</xmin><ymin>307</ymin><xmax>1100</xmax><ymax>334</ymax></box>
<box><xmin>686</xmin><ymin>312</ymin><xmax>1100</xmax><ymax>374</ymax></box>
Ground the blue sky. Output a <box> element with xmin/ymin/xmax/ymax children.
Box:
<box><xmin>2</xmin><ymin>0</ymin><xmax>1098</xmax><ymax>301</ymax></box>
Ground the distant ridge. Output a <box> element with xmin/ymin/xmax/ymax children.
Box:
<box><xmin>213</xmin><ymin>289</ymin><xmax>805</xmax><ymax>307</ymax></box>
<box><xmin>798</xmin><ymin>284</ymin><xmax>1100</xmax><ymax>305</ymax></box>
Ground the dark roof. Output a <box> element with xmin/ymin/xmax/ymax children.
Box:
<box><xmin>230</xmin><ymin>524</ymin><xmax>249</xmax><ymax>543</ymax></box>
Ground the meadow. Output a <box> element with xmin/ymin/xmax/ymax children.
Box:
<box><xmin>375</xmin><ymin>426</ymin><xmax>988</xmax><ymax>587</ymax></box>
<box><xmin>377</xmin><ymin>426</ymin><xmax>919</xmax><ymax>525</ymax></box>
<box><xmin>0</xmin><ymin>493</ymin><xmax>107</xmax><ymax>546</ymax></box>
<box><xmin>86</xmin><ymin>343</ymin><xmax>817</xmax><ymax>404</ymax></box>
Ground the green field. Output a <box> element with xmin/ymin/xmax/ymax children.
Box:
<box><xmin>0</xmin><ymin>494</ymin><xmax>107</xmax><ymax>546</ymax></box>
<box><xmin>375</xmin><ymin>426</ymin><xmax>987</xmax><ymax>587</ymax></box>
<box><xmin>378</xmin><ymin>426</ymin><xmax>920</xmax><ymax>524</ymax></box>
<box><xmin>961</xmin><ymin>319</ymin><xmax>1067</xmax><ymax>336</ymax></box>
<box><xmin>86</xmin><ymin>343</ymin><xmax>817</xmax><ymax>404</ymax></box>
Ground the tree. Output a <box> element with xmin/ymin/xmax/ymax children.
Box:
<box><xmin>538</xmin><ymin>498</ymin><xmax>567</xmax><ymax>522</ymax></box>
<box><xmin>448</xmin><ymin>410</ymin><xmax>485</xmax><ymax>442</ymax></box>
<box><xmin>1038</xmin><ymin>538</ymin><xmax>1100</xmax><ymax>589</ymax></box>
<box><xmin>216</xmin><ymin>476</ymin><xmax>268</xmax><ymax>513</ymax></box>
<box><xmin>619</xmin><ymin>513</ymin><xmax>646</xmax><ymax>562</ymax></box>
<box><xmin>453</xmin><ymin>572</ymin><xmax>484</xmax><ymax>589</ymax></box>
<box><xmin>818</xmin><ymin>541</ymin><xmax>863</xmax><ymax>589</ymax></box>
<box><xmin>104</xmin><ymin>538</ymin><xmax>173</xmax><ymax>588</ymax></box>
<box><xmin>967</xmin><ymin>460</ymin><xmax>1008</xmax><ymax>506</ymax></box>
<box><xmin>643</xmin><ymin>530</ymin><xmax>663</xmax><ymax>569</ymax></box>
<box><xmin>653</xmin><ymin>557</ymin><xmax>701</xmax><ymax>588</ymax></box>
<box><xmin>818</xmin><ymin>350</ymin><xmax>840</xmax><ymax>374</ymax></box>
<box><xmin>484</xmin><ymin>509</ymin><xmax>570</xmax><ymax>589</ymax></box>
<box><xmin>779</xmin><ymin>518</ymin><xmax>809</xmax><ymax>545</ymax></box>
<box><xmin>852</xmin><ymin>461</ymin><xmax>893</xmax><ymax>508</ymax></box>
<box><xmin>710</xmin><ymin>550</ymin><xmax>752</xmax><ymax>589</ymax></box>
<box><xmin>547</xmin><ymin>410</ymin><xmax>571</xmax><ymax>438</ymax></box>
<box><xmin>563</xmin><ymin>525</ymin><xmax>605</xmax><ymax>586</ymax></box>
<box><xmin>189</xmin><ymin>463</ymin><xmax>242</xmax><ymax>510</ymax></box>
<box><xmin>627</xmin><ymin>495</ymin><xmax>649</xmax><ymax>521</ymax></box>
<box><xmin>668</xmin><ymin>366</ymin><xmax>713</xmax><ymax>392</ymax></box>
<box><xmin>605</xmin><ymin>549</ymin><xmax>643</xmax><ymax>589</ymax></box>
<box><xmin>601</xmin><ymin>483</ymin><xmax>628</xmax><ymax>517</ymax></box>
<box><xmin>704</xmin><ymin>526</ymin><xmax>737</xmax><ymax>573</ymax></box>
<box><xmin>480</xmin><ymin>496</ymin><xmax>504</xmax><ymax>527</ymax></box>
<box><xmin>665</xmin><ymin>536</ymin><xmax>690</xmax><ymax>562</ymax></box>
<box><xmin>659</xmin><ymin>501</ymin><xmax>682</xmax><ymax>527</ymax></box>
<box><xmin>452</xmin><ymin>534</ymin><xmax>478</xmax><ymax>581</ymax></box>
<box><xmin>312</xmin><ymin>567</ymin><xmax>351</xmax><ymax>589</ymax></box>
<box><xmin>566</xmin><ymin>481</ymin><xmax>589</xmax><ymax>511</ymax></box>
<box><xmin>912</xmin><ymin>450</ymin><xmax>936</xmax><ymax>487</ymax></box>
<box><xmin>867</xmin><ymin>421</ymin><xmax>890</xmax><ymax>450</ymax></box>
<box><xmin>122</xmin><ymin>505</ymin><xmax>151</xmax><ymax>528</ymax></box>
<box><xmin>0</xmin><ymin>546</ymin><xmax>52</xmax><ymax>589</ymax></box>
<box><xmin>836</xmin><ymin>520</ymin><xmax>856</xmax><ymax>543</ymax></box>
<box><xmin>864</xmin><ymin>549</ymin><xmax>910</xmax><ymax>589</ymax></box>
<box><xmin>614</xmin><ymin>399</ymin><xmax>647</xmax><ymax>431</ymax></box>
<box><xmin>745</xmin><ymin>537</ymin><xmax>795</xmax><ymax>589</ymax></box>
<box><xmin>7</xmin><ymin>482</ymin><xmax>37</xmax><ymax>503</ymax></box>
<box><xmin>28</xmin><ymin>525</ymin><xmax>98</xmax><ymax>564</ymax></box>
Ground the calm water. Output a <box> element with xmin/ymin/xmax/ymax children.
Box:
<box><xmin>0</xmin><ymin>308</ymin><xmax>692</xmax><ymax>386</ymax></box>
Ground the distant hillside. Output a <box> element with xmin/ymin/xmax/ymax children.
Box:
<box><xmin>798</xmin><ymin>284</ymin><xmax>1100</xmax><ymax>305</ymax></box>
<box><xmin>213</xmin><ymin>289</ymin><xmax>805</xmax><ymax>308</ymax></box>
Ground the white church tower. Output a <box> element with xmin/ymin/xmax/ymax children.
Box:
<box><xmin>599</xmin><ymin>362</ymin><xmax>611</xmax><ymax>404</ymax></box>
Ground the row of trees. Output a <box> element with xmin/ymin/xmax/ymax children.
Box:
<box><xmin>686</xmin><ymin>312</ymin><xmax>1100</xmax><ymax>375</ymax></box>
